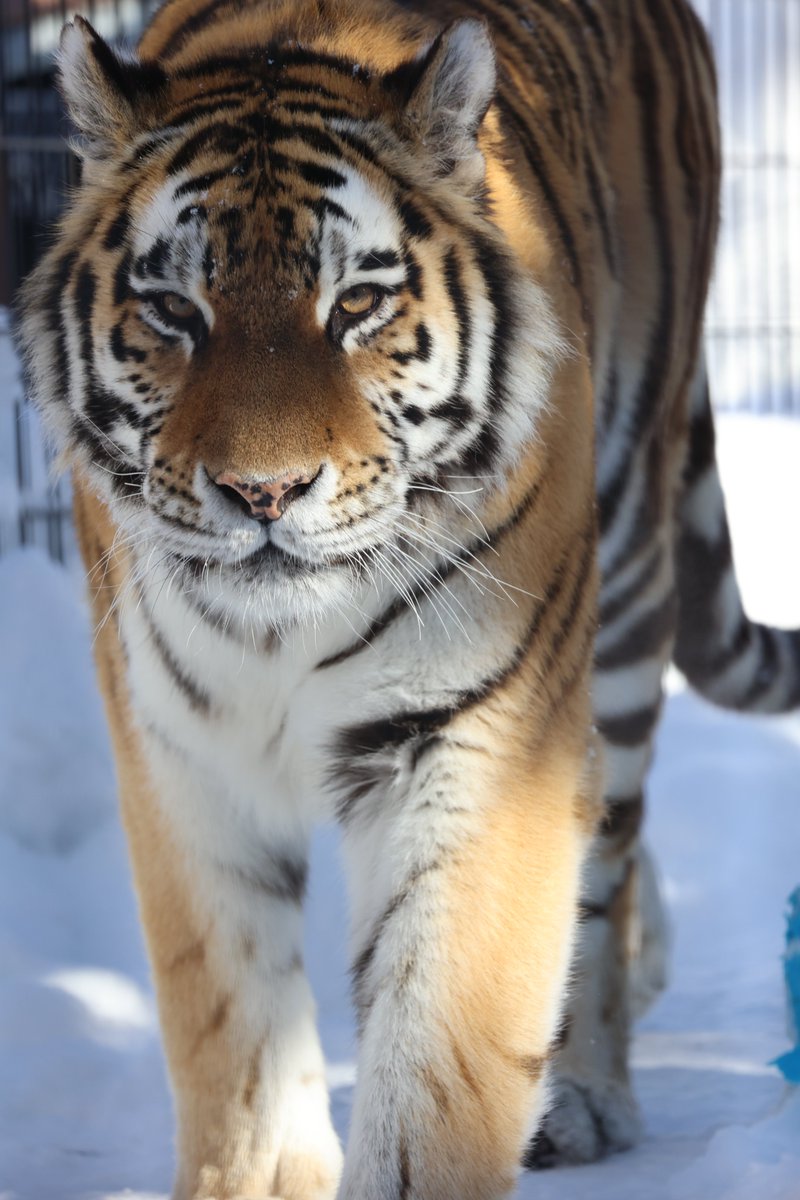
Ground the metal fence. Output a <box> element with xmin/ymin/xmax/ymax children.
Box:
<box><xmin>694</xmin><ymin>0</ymin><xmax>800</xmax><ymax>415</ymax></box>
<box><xmin>0</xmin><ymin>1</ymin><xmax>159</xmax><ymax>305</ymax></box>
<box><xmin>0</xmin><ymin>0</ymin><xmax>798</xmax><ymax>562</ymax></box>
<box><xmin>0</xmin><ymin>1</ymin><xmax>158</xmax><ymax>560</ymax></box>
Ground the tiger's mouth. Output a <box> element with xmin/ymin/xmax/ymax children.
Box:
<box><xmin>182</xmin><ymin>537</ymin><xmax>318</xmax><ymax>579</ymax></box>
<box><xmin>189</xmin><ymin>537</ymin><xmax>326</xmax><ymax>573</ymax></box>
<box><xmin>174</xmin><ymin>518</ymin><xmax>369</xmax><ymax>581</ymax></box>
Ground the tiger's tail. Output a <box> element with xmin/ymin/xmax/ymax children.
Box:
<box><xmin>673</xmin><ymin>364</ymin><xmax>800</xmax><ymax>713</ymax></box>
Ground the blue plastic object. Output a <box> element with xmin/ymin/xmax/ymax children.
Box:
<box><xmin>773</xmin><ymin>887</ymin><xmax>800</xmax><ymax>1085</ymax></box>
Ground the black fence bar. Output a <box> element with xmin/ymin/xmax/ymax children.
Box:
<box><xmin>0</xmin><ymin>0</ymin><xmax>156</xmax><ymax>307</ymax></box>
<box><xmin>0</xmin><ymin>0</ymin><xmax>156</xmax><ymax>563</ymax></box>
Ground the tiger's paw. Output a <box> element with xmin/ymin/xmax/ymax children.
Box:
<box><xmin>272</xmin><ymin>1141</ymin><xmax>342</xmax><ymax>1200</ymax></box>
<box><xmin>523</xmin><ymin>1076</ymin><xmax>642</xmax><ymax>1168</ymax></box>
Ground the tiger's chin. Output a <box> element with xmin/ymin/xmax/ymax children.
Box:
<box><xmin>151</xmin><ymin>540</ymin><xmax>364</xmax><ymax>639</ymax></box>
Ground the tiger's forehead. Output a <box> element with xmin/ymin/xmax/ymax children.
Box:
<box><xmin>128</xmin><ymin>130</ymin><xmax>406</xmax><ymax>299</ymax></box>
<box><xmin>107</xmin><ymin>37</ymin><xmax>437</xmax><ymax>300</ymax></box>
<box><xmin>160</xmin><ymin>49</ymin><xmax>383</xmax><ymax>122</ymax></box>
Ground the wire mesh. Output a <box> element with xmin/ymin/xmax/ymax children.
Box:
<box><xmin>0</xmin><ymin>1</ymin><xmax>157</xmax><ymax>561</ymax></box>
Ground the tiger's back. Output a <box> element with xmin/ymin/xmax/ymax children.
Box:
<box><xmin>18</xmin><ymin>0</ymin><xmax>800</xmax><ymax>1195</ymax></box>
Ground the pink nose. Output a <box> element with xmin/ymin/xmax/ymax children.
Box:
<box><xmin>214</xmin><ymin>469</ymin><xmax>317</xmax><ymax>521</ymax></box>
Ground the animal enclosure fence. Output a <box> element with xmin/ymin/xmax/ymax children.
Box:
<box><xmin>0</xmin><ymin>0</ymin><xmax>159</xmax><ymax>558</ymax></box>
<box><xmin>0</xmin><ymin>0</ymin><xmax>798</xmax><ymax>561</ymax></box>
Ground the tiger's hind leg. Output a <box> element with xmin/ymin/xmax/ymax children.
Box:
<box><xmin>526</xmin><ymin>810</ymin><xmax>663</xmax><ymax>1167</ymax></box>
<box><xmin>527</xmin><ymin>599</ymin><xmax>674</xmax><ymax>1166</ymax></box>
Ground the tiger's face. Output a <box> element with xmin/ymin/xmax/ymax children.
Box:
<box><xmin>18</xmin><ymin>15</ymin><xmax>562</xmax><ymax>628</ymax></box>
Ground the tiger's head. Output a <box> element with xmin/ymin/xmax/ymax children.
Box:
<box><xmin>17</xmin><ymin>5</ymin><xmax>563</xmax><ymax>628</ymax></box>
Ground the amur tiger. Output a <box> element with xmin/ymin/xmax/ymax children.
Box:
<box><xmin>16</xmin><ymin>0</ymin><xmax>800</xmax><ymax>1196</ymax></box>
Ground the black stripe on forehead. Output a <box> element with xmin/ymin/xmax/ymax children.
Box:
<box><xmin>358</xmin><ymin>249</ymin><xmax>400</xmax><ymax>271</ymax></box>
<box><xmin>214</xmin><ymin>205</ymin><xmax>245</xmax><ymax>268</ymax></box>
<box><xmin>311</xmin><ymin>196</ymin><xmax>354</xmax><ymax>226</ymax></box>
<box><xmin>172</xmin><ymin>45</ymin><xmax>374</xmax><ymax>84</ymax></box>
<box><xmin>263</xmin><ymin>117</ymin><xmax>354</xmax><ymax>163</ymax></box>
<box><xmin>176</xmin><ymin>204</ymin><xmax>208</xmax><ymax>226</ymax></box>
<box><xmin>167</xmin><ymin>121</ymin><xmax>255</xmax><ymax>175</ymax></box>
<box><xmin>157</xmin><ymin>0</ymin><xmax>230</xmax><ymax>59</ymax></box>
<box><xmin>165</xmin><ymin>95</ymin><xmax>260</xmax><ymax>127</ymax></box>
<box><xmin>268</xmin><ymin>150</ymin><xmax>347</xmax><ymax>191</ymax></box>
<box><xmin>173</xmin><ymin>164</ymin><xmax>248</xmax><ymax>198</ymax></box>
<box><xmin>135</xmin><ymin>237</ymin><xmax>171</xmax><ymax>280</ymax></box>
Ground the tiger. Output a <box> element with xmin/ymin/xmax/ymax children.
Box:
<box><xmin>15</xmin><ymin>0</ymin><xmax>800</xmax><ymax>1196</ymax></box>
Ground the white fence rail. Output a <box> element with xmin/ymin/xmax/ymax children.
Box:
<box><xmin>696</xmin><ymin>0</ymin><xmax>800</xmax><ymax>413</ymax></box>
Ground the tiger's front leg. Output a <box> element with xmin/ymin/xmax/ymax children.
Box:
<box><xmin>336</xmin><ymin>702</ymin><xmax>600</xmax><ymax>1200</ymax></box>
<box><xmin>80</xmin><ymin>480</ymin><xmax>340</xmax><ymax>1200</ymax></box>
<box><xmin>106</xmin><ymin>724</ymin><xmax>343</xmax><ymax>1200</ymax></box>
<box><xmin>83</xmin><ymin>537</ymin><xmax>343</xmax><ymax>1197</ymax></box>
<box><xmin>156</xmin><ymin>813</ymin><xmax>342</xmax><ymax>1200</ymax></box>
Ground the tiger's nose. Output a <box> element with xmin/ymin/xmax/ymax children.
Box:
<box><xmin>214</xmin><ymin>469</ymin><xmax>318</xmax><ymax>521</ymax></box>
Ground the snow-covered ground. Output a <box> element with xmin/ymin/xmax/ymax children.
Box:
<box><xmin>0</xmin><ymin>415</ymin><xmax>799</xmax><ymax>1200</ymax></box>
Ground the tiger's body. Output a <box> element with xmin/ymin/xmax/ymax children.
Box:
<box><xmin>17</xmin><ymin>0</ymin><xmax>800</xmax><ymax>1197</ymax></box>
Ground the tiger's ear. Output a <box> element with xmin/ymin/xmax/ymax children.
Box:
<box><xmin>387</xmin><ymin>20</ymin><xmax>496</xmax><ymax>189</ymax></box>
<box><xmin>58</xmin><ymin>16</ymin><xmax>166</xmax><ymax>161</ymax></box>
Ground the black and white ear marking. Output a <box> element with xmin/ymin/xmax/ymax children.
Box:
<box><xmin>389</xmin><ymin>20</ymin><xmax>496</xmax><ymax>189</ymax></box>
<box><xmin>58</xmin><ymin>15</ymin><xmax>165</xmax><ymax>161</ymax></box>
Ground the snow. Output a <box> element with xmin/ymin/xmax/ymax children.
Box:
<box><xmin>0</xmin><ymin>553</ymin><xmax>115</xmax><ymax>854</ymax></box>
<box><xmin>1</xmin><ymin>415</ymin><xmax>799</xmax><ymax>1199</ymax></box>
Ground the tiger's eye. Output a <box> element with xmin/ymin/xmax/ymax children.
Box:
<box><xmin>336</xmin><ymin>284</ymin><xmax>381</xmax><ymax>317</ymax></box>
<box><xmin>160</xmin><ymin>292</ymin><xmax>198</xmax><ymax>320</ymax></box>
